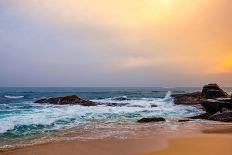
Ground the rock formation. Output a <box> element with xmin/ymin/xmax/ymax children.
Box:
<box><xmin>172</xmin><ymin>92</ymin><xmax>202</xmax><ymax>105</ymax></box>
<box><xmin>137</xmin><ymin>117</ymin><xmax>165</xmax><ymax>123</ymax></box>
<box><xmin>208</xmin><ymin>112</ymin><xmax>232</xmax><ymax>122</ymax></box>
<box><xmin>201</xmin><ymin>99</ymin><xmax>232</xmax><ymax>115</ymax></box>
<box><xmin>35</xmin><ymin>95</ymin><xmax>97</xmax><ymax>106</ymax></box>
<box><xmin>202</xmin><ymin>84</ymin><xmax>229</xmax><ymax>99</ymax></box>
<box><xmin>172</xmin><ymin>84</ymin><xmax>230</xmax><ymax>105</ymax></box>
<box><xmin>175</xmin><ymin>83</ymin><xmax>232</xmax><ymax>122</ymax></box>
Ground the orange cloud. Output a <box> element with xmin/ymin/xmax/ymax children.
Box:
<box><xmin>208</xmin><ymin>55</ymin><xmax>232</xmax><ymax>74</ymax></box>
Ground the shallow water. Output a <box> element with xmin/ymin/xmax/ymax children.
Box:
<box><xmin>0</xmin><ymin>87</ymin><xmax>231</xmax><ymax>149</ymax></box>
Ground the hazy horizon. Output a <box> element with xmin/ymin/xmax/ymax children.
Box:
<box><xmin>1</xmin><ymin>0</ymin><xmax>232</xmax><ymax>87</ymax></box>
<box><xmin>1</xmin><ymin>85</ymin><xmax>232</xmax><ymax>88</ymax></box>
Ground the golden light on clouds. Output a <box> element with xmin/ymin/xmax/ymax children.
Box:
<box><xmin>113</xmin><ymin>57</ymin><xmax>161</xmax><ymax>69</ymax></box>
<box><xmin>2</xmin><ymin>0</ymin><xmax>232</xmax><ymax>85</ymax></box>
<box><xmin>14</xmin><ymin>0</ymin><xmax>213</xmax><ymax>27</ymax></box>
<box><xmin>21</xmin><ymin>0</ymin><xmax>230</xmax><ymax>72</ymax></box>
<box><xmin>209</xmin><ymin>56</ymin><xmax>232</xmax><ymax>74</ymax></box>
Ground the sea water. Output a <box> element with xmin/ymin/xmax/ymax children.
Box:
<box><xmin>0</xmin><ymin>87</ymin><xmax>231</xmax><ymax>149</ymax></box>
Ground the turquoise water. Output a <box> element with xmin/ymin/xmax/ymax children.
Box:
<box><xmin>0</xmin><ymin>87</ymin><xmax>231</xmax><ymax>149</ymax></box>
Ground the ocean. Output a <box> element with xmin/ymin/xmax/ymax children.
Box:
<box><xmin>0</xmin><ymin>87</ymin><xmax>231</xmax><ymax>149</ymax></box>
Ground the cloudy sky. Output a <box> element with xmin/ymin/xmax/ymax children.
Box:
<box><xmin>0</xmin><ymin>0</ymin><xmax>232</xmax><ymax>87</ymax></box>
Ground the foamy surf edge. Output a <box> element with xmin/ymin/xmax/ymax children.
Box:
<box><xmin>4</xmin><ymin>95</ymin><xmax>24</xmax><ymax>99</ymax></box>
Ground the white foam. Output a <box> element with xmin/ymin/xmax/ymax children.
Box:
<box><xmin>0</xmin><ymin>104</ymin><xmax>139</xmax><ymax>133</ymax></box>
<box><xmin>0</xmin><ymin>92</ymin><xmax>202</xmax><ymax>134</ymax></box>
<box><xmin>92</xmin><ymin>91</ymin><xmax>201</xmax><ymax>117</ymax></box>
<box><xmin>4</xmin><ymin>95</ymin><xmax>24</xmax><ymax>99</ymax></box>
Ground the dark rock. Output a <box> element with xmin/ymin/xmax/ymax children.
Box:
<box><xmin>112</xmin><ymin>96</ymin><xmax>128</xmax><ymax>101</ymax></box>
<box><xmin>178</xmin><ymin>119</ymin><xmax>191</xmax><ymax>122</ymax></box>
<box><xmin>217</xmin><ymin>98</ymin><xmax>232</xmax><ymax>103</ymax></box>
<box><xmin>172</xmin><ymin>84</ymin><xmax>230</xmax><ymax>106</ymax></box>
<box><xmin>151</xmin><ymin>104</ymin><xmax>158</xmax><ymax>107</ymax></box>
<box><xmin>202</xmin><ymin>84</ymin><xmax>229</xmax><ymax>99</ymax></box>
<box><xmin>35</xmin><ymin>95</ymin><xmax>96</xmax><ymax>106</ymax></box>
<box><xmin>201</xmin><ymin>99</ymin><xmax>232</xmax><ymax>115</ymax></box>
<box><xmin>172</xmin><ymin>92</ymin><xmax>202</xmax><ymax>105</ymax></box>
<box><xmin>35</xmin><ymin>98</ymin><xmax>47</xmax><ymax>103</ymax></box>
<box><xmin>171</xmin><ymin>84</ymin><xmax>232</xmax><ymax>121</ymax></box>
<box><xmin>209</xmin><ymin>112</ymin><xmax>232</xmax><ymax>122</ymax></box>
<box><xmin>188</xmin><ymin>113</ymin><xmax>211</xmax><ymax>119</ymax></box>
<box><xmin>137</xmin><ymin>117</ymin><xmax>165</xmax><ymax>123</ymax></box>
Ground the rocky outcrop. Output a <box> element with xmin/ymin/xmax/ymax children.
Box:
<box><xmin>137</xmin><ymin>117</ymin><xmax>165</xmax><ymax>123</ymax></box>
<box><xmin>172</xmin><ymin>92</ymin><xmax>202</xmax><ymax>105</ymax></box>
<box><xmin>35</xmin><ymin>95</ymin><xmax>130</xmax><ymax>107</ymax></box>
<box><xmin>209</xmin><ymin>112</ymin><xmax>232</xmax><ymax>122</ymax></box>
<box><xmin>172</xmin><ymin>83</ymin><xmax>232</xmax><ymax>116</ymax></box>
<box><xmin>172</xmin><ymin>84</ymin><xmax>229</xmax><ymax>105</ymax></box>
<box><xmin>202</xmin><ymin>84</ymin><xmax>229</xmax><ymax>99</ymax></box>
<box><xmin>201</xmin><ymin>99</ymin><xmax>232</xmax><ymax>115</ymax></box>
<box><xmin>174</xmin><ymin>83</ymin><xmax>232</xmax><ymax>122</ymax></box>
<box><xmin>35</xmin><ymin>95</ymin><xmax>97</xmax><ymax>106</ymax></box>
<box><xmin>189</xmin><ymin>111</ymin><xmax>232</xmax><ymax>122</ymax></box>
<box><xmin>188</xmin><ymin>113</ymin><xmax>211</xmax><ymax>120</ymax></box>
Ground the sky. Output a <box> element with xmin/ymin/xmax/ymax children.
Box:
<box><xmin>0</xmin><ymin>0</ymin><xmax>232</xmax><ymax>87</ymax></box>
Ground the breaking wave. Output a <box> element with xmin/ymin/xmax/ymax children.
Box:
<box><xmin>0</xmin><ymin>90</ymin><xmax>205</xmax><ymax>149</ymax></box>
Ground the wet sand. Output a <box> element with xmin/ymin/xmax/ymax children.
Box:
<box><xmin>1</xmin><ymin>123</ymin><xmax>232</xmax><ymax>155</ymax></box>
<box><xmin>0</xmin><ymin>137</ymin><xmax>168</xmax><ymax>155</ymax></box>
<box><xmin>146</xmin><ymin>134</ymin><xmax>232</xmax><ymax>155</ymax></box>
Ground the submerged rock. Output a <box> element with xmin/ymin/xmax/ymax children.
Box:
<box><xmin>137</xmin><ymin>117</ymin><xmax>165</xmax><ymax>123</ymax></box>
<box><xmin>35</xmin><ymin>95</ymin><xmax>96</xmax><ymax>106</ymax></box>
<box><xmin>188</xmin><ymin>113</ymin><xmax>211</xmax><ymax>120</ymax></box>
<box><xmin>178</xmin><ymin>119</ymin><xmax>191</xmax><ymax>122</ymax></box>
<box><xmin>209</xmin><ymin>112</ymin><xmax>232</xmax><ymax>122</ymax></box>
<box><xmin>98</xmin><ymin>102</ymin><xmax>129</xmax><ymax>107</ymax></box>
<box><xmin>112</xmin><ymin>96</ymin><xmax>128</xmax><ymax>101</ymax></box>
<box><xmin>151</xmin><ymin>104</ymin><xmax>158</xmax><ymax>107</ymax></box>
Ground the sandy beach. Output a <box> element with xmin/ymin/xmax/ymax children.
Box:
<box><xmin>146</xmin><ymin>134</ymin><xmax>232</xmax><ymax>155</ymax></box>
<box><xmin>1</xmin><ymin>124</ymin><xmax>232</xmax><ymax>155</ymax></box>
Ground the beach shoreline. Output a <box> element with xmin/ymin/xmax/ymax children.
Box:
<box><xmin>0</xmin><ymin>86</ymin><xmax>231</xmax><ymax>155</ymax></box>
<box><xmin>1</xmin><ymin>123</ymin><xmax>232</xmax><ymax>155</ymax></box>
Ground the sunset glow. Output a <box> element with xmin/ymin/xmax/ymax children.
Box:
<box><xmin>209</xmin><ymin>56</ymin><xmax>232</xmax><ymax>74</ymax></box>
<box><xmin>1</xmin><ymin>0</ymin><xmax>232</xmax><ymax>86</ymax></box>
